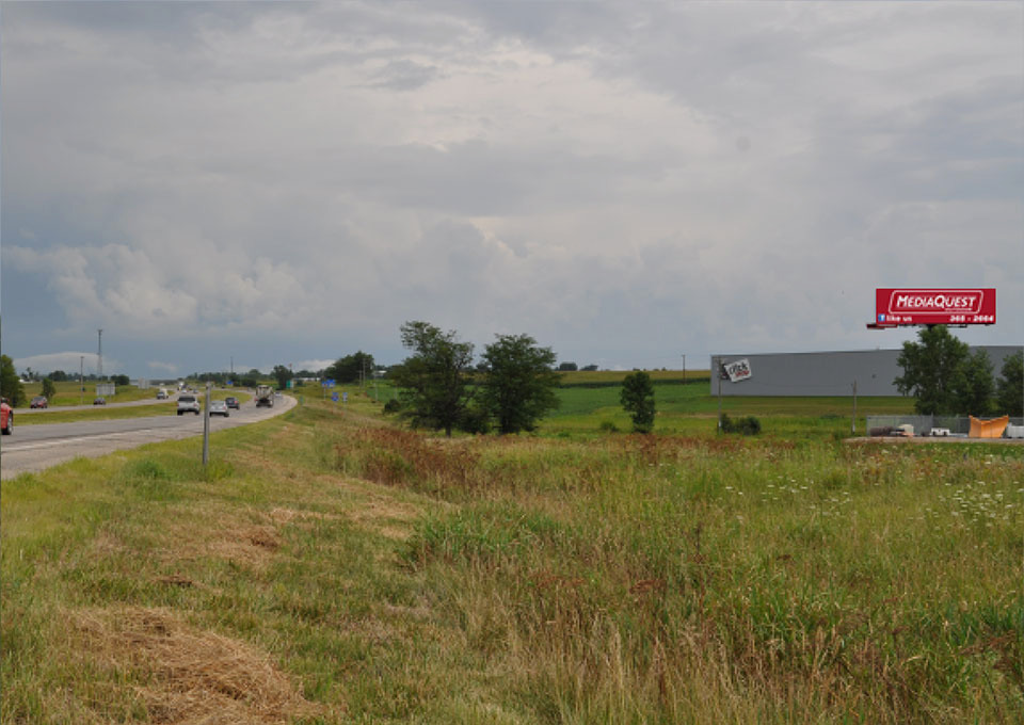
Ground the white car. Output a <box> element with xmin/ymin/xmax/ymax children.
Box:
<box><xmin>209</xmin><ymin>400</ymin><xmax>229</xmax><ymax>417</ymax></box>
<box><xmin>176</xmin><ymin>394</ymin><xmax>201</xmax><ymax>415</ymax></box>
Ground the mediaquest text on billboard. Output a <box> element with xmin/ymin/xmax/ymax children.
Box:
<box><xmin>874</xmin><ymin>288</ymin><xmax>996</xmax><ymax>326</ymax></box>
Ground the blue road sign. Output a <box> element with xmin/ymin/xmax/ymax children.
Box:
<box><xmin>332</xmin><ymin>392</ymin><xmax>339</xmax><ymax>402</ymax></box>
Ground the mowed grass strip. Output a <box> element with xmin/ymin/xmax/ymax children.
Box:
<box><xmin>543</xmin><ymin>381</ymin><xmax>916</xmax><ymax>438</ymax></box>
<box><xmin>18</xmin><ymin>380</ymin><xmax>160</xmax><ymax>407</ymax></box>
<box><xmin>2</xmin><ymin>392</ymin><xmax>1022</xmax><ymax>723</ymax></box>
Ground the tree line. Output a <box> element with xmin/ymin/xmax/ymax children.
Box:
<box><xmin>895</xmin><ymin>326</ymin><xmax>1023</xmax><ymax>417</ymax></box>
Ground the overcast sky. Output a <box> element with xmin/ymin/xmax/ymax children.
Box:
<box><xmin>2</xmin><ymin>1</ymin><xmax>1021</xmax><ymax>379</ymax></box>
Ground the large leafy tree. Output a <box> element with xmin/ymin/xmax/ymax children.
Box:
<box><xmin>325</xmin><ymin>351</ymin><xmax>375</xmax><ymax>384</ymax></box>
<box><xmin>995</xmin><ymin>350</ymin><xmax>1023</xmax><ymax>417</ymax></box>
<box><xmin>1</xmin><ymin>354</ymin><xmax>26</xmax><ymax>407</ymax></box>
<box><xmin>620</xmin><ymin>371</ymin><xmax>656</xmax><ymax>433</ymax></box>
<box><xmin>391</xmin><ymin>321</ymin><xmax>474</xmax><ymax>437</ymax></box>
<box><xmin>894</xmin><ymin>326</ymin><xmax>972</xmax><ymax>415</ymax></box>
<box><xmin>479</xmin><ymin>334</ymin><xmax>560</xmax><ymax>434</ymax></box>
<box><xmin>271</xmin><ymin>364</ymin><xmax>293</xmax><ymax>390</ymax></box>
<box><xmin>952</xmin><ymin>350</ymin><xmax>994</xmax><ymax>417</ymax></box>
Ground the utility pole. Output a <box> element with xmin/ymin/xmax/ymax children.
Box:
<box><xmin>80</xmin><ymin>356</ymin><xmax>85</xmax><ymax>405</ymax></box>
<box><xmin>97</xmin><ymin>329</ymin><xmax>103</xmax><ymax>379</ymax></box>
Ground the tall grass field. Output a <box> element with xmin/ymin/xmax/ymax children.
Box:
<box><xmin>2</xmin><ymin>390</ymin><xmax>1021</xmax><ymax>723</ymax></box>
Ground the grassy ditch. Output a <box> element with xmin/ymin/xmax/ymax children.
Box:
<box><xmin>2</xmin><ymin>396</ymin><xmax>1022</xmax><ymax>723</ymax></box>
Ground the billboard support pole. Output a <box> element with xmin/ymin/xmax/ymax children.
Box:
<box><xmin>716</xmin><ymin>356</ymin><xmax>723</xmax><ymax>434</ymax></box>
<box><xmin>851</xmin><ymin>380</ymin><xmax>858</xmax><ymax>435</ymax></box>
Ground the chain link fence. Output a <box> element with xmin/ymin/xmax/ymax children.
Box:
<box><xmin>866</xmin><ymin>415</ymin><xmax>1024</xmax><ymax>438</ymax></box>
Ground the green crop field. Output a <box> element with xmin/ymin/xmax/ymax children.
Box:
<box><xmin>3</xmin><ymin>388</ymin><xmax>1021</xmax><ymax>724</ymax></box>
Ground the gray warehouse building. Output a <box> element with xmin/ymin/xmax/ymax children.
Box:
<box><xmin>710</xmin><ymin>346</ymin><xmax>1021</xmax><ymax>397</ymax></box>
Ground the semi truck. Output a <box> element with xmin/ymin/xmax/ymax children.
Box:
<box><xmin>255</xmin><ymin>385</ymin><xmax>275</xmax><ymax>408</ymax></box>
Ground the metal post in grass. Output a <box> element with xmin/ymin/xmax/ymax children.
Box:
<box><xmin>202</xmin><ymin>381</ymin><xmax>212</xmax><ymax>468</ymax></box>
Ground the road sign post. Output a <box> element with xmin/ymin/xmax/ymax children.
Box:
<box><xmin>202</xmin><ymin>381</ymin><xmax>212</xmax><ymax>468</ymax></box>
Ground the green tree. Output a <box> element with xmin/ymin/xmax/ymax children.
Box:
<box><xmin>1</xmin><ymin>355</ymin><xmax>26</xmax><ymax>407</ymax></box>
<box><xmin>620</xmin><ymin>371</ymin><xmax>656</xmax><ymax>433</ymax></box>
<box><xmin>557</xmin><ymin>362</ymin><xmax>578</xmax><ymax>372</ymax></box>
<box><xmin>390</xmin><ymin>321</ymin><xmax>474</xmax><ymax>437</ymax></box>
<box><xmin>40</xmin><ymin>378</ymin><xmax>58</xmax><ymax>402</ymax></box>
<box><xmin>325</xmin><ymin>351</ymin><xmax>375</xmax><ymax>384</ymax></box>
<box><xmin>113</xmin><ymin>374</ymin><xmax>130</xmax><ymax>387</ymax></box>
<box><xmin>952</xmin><ymin>349</ymin><xmax>994</xmax><ymax>416</ymax></box>
<box><xmin>50</xmin><ymin>370</ymin><xmax>69</xmax><ymax>382</ymax></box>
<box><xmin>479</xmin><ymin>334</ymin><xmax>561</xmax><ymax>434</ymax></box>
<box><xmin>894</xmin><ymin>326</ymin><xmax>972</xmax><ymax>415</ymax></box>
<box><xmin>995</xmin><ymin>350</ymin><xmax>1023</xmax><ymax>417</ymax></box>
<box><xmin>271</xmin><ymin>365</ymin><xmax>293</xmax><ymax>390</ymax></box>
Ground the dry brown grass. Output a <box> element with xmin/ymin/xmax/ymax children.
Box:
<box><xmin>66</xmin><ymin>606</ymin><xmax>323</xmax><ymax>724</ymax></box>
<box><xmin>155</xmin><ymin>507</ymin><xmax>282</xmax><ymax>572</ymax></box>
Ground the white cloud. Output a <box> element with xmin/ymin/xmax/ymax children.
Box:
<box><xmin>13</xmin><ymin>352</ymin><xmax>108</xmax><ymax>376</ymax></box>
<box><xmin>147</xmin><ymin>361</ymin><xmax>179</xmax><ymax>374</ymax></box>
<box><xmin>295</xmin><ymin>359</ymin><xmax>335</xmax><ymax>372</ymax></box>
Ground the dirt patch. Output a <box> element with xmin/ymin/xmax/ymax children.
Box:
<box><xmin>68</xmin><ymin>606</ymin><xmax>323</xmax><ymax>724</ymax></box>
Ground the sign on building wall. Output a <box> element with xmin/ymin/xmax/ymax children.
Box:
<box><xmin>872</xmin><ymin>288</ymin><xmax>996</xmax><ymax>328</ymax></box>
<box><xmin>723</xmin><ymin>358</ymin><xmax>752</xmax><ymax>383</ymax></box>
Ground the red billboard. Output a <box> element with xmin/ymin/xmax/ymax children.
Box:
<box><xmin>871</xmin><ymin>288</ymin><xmax>996</xmax><ymax>328</ymax></box>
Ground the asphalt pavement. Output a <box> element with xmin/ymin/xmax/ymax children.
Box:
<box><xmin>1</xmin><ymin>394</ymin><xmax>296</xmax><ymax>479</ymax></box>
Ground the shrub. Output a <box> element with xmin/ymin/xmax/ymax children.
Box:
<box><xmin>721</xmin><ymin>413</ymin><xmax>761</xmax><ymax>435</ymax></box>
<box><xmin>599</xmin><ymin>420</ymin><xmax>619</xmax><ymax>433</ymax></box>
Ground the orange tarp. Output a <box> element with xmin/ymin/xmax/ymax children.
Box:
<box><xmin>969</xmin><ymin>415</ymin><xmax>1009</xmax><ymax>439</ymax></box>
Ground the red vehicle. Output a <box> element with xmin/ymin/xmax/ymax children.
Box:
<box><xmin>1</xmin><ymin>398</ymin><xmax>12</xmax><ymax>435</ymax></box>
<box><xmin>30</xmin><ymin>396</ymin><xmax>48</xmax><ymax>409</ymax></box>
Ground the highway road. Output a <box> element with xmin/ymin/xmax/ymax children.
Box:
<box><xmin>1</xmin><ymin>394</ymin><xmax>296</xmax><ymax>479</ymax></box>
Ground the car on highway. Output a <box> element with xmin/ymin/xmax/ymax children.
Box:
<box><xmin>156</xmin><ymin>389</ymin><xmax>169</xmax><ymax>400</ymax></box>
<box><xmin>30</xmin><ymin>396</ymin><xmax>49</xmax><ymax>409</ymax></box>
<box><xmin>1</xmin><ymin>398</ymin><xmax>12</xmax><ymax>435</ymax></box>
<box><xmin>209</xmin><ymin>400</ymin><xmax>230</xmax><ymax>417</ymax></box>
<box><xmin>93</xmin><ymin>397</ymin><xmax>107</xmax><ymax>405</ymax></box>
<box><xmin>177</xmin><ymin>394</ymin><xmax>201</xmax><ymax>415</ymax></box>
<box><xmin>225</xmin><ymin>396</ymin><xmax>240</xmax><ymax>410</ymax></box>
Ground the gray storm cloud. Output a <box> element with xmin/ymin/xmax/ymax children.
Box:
<box><xmin>2</xmin><ymin>1</ymin><xmax>1021</xmax><ymax>374</ymax></box>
